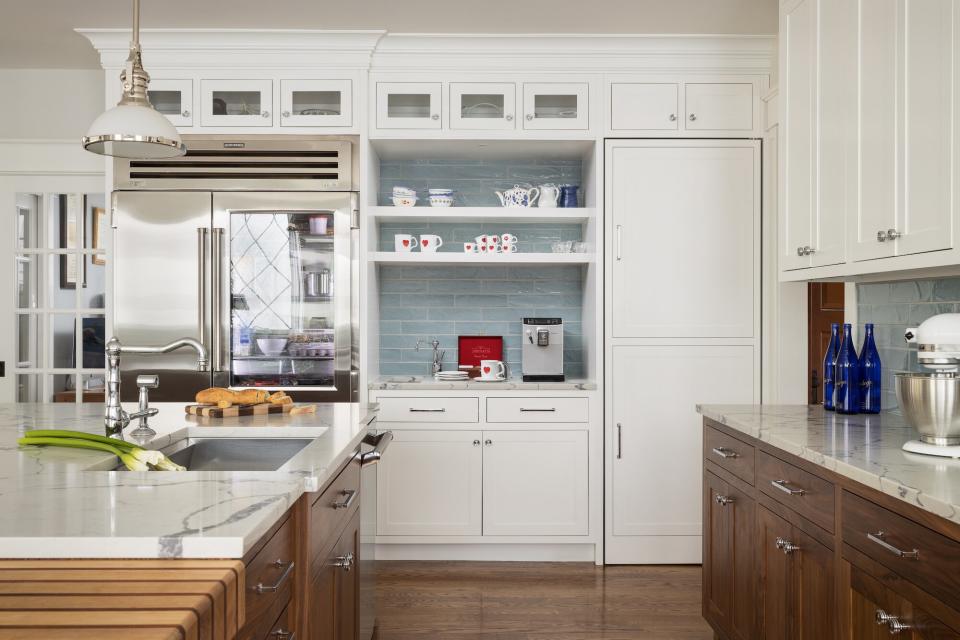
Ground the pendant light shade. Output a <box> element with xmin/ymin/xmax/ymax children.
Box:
<box><xmin>82</xmin><ymin>0</ymin><xmax>185</xmax><ymax>159</ymax></box>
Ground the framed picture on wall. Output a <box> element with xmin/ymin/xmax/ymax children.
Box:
<box><xmin>58</xmin><ymin>194</ymin><xmax>87</xmax><ymax>289</ymax></box>
<box><xmin>91</xmin><ymin>206</ymin><xmax>106</xmax><ymax>266</ymax></box>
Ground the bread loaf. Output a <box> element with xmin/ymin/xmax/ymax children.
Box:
<box><xmin>290</xmin><ymin>404</ymin><xmax>316</xmax><ymax>416</ymax></box>
<box><xmin>195</xmin><ymin>387</ymin><xmax>269</xmax><ymax>408</ymax></box>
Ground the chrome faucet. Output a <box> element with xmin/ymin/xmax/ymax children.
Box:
<box><xmin>104</xmin><ymin>336</ymin><xmax>208</xmax><ymax>435</ymax></box>
<box><xmin>415</xmin><ymin>338</ymin><xmax>445</xmax><ymax>376</ymax></box>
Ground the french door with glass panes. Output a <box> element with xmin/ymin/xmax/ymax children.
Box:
<box><xmin>12</xmin><ymin>193</ymin><xmax>107</xmax><ymax>403</ymax></box>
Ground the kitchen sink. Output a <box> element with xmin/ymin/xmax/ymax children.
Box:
<box><xmin>116</xmin><ymin>437</ymin><xmax>314</xmax><ymax>471</ymax></box>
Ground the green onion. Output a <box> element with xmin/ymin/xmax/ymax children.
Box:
<box><xmin>18</xmin><ymin>436</ymin><xmax>148</xmax><ymax>471</ymax></box>
<box><xmin>18</xmin><ymin>430</ymin><xmax>185</xmax><ymax>471</ymax></box>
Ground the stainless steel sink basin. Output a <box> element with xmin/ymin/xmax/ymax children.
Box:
<box><xmin>116</xmin><ymin>438</ymin><xmax>313</xmax><ymax>471</ymax></box>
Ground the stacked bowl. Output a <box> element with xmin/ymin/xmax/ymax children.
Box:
<box><xmin>392</xmin><ymin>186</ymin><xmax>417</xmax><ymax>207</ymax></box>
<box><xmin>428</xmin><ymin>189</ymin><xmax>454</xmax><ymax>207</ymax></box>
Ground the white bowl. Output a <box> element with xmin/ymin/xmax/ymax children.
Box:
<box><xmin>392</xmin><ymin>186</ymin><xmax>416</xmax><ymax>196</ymax></box>
<box><xmin>392</xmin><ymin>196</ymin><xmax>418</xmax><ymax>207</ymax></box>
<box><xmin>256</xmin><ymin>338</ymin><xmax>288</xmax><ymax>356</ymax></box>
<box><xmin>429</xmin><ymin>195</ymin><xmax>454</xmax><ymax>207</ymax></box>
<box><xmin>428</xmin><ymin>188</ymin><xmax>453</xmax><ymax>195</ymax></box>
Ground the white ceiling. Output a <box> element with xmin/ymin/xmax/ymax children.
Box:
<box><xmin>0</xmin><ymin>0</ymin><xmax>777</xmax><ymax>69</ymax></box>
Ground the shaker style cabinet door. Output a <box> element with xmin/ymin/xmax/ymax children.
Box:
<box><xmin>758</xmin><ymin>505</ymin><xmax>793</xmax><ymax>637</ymax></box>
<box><xmin>449</xmin><ymin>82</ymin><xmax>517</xmax><ymax>130</ymax></box>
<box><xmin>376</xmin><ymin>430</ymin><xmax>482</xmax><ymax>536</ymax></box>
<box><xmin>609</xmin><ymin>83</ymin><xmax>679</xmax><ymax>130</ymax></box>
<box><xmin>200</xmin><ymin>79</ymin><xmax>273</xmax><ymax>127</ymax></box>
<box><xmin>683</xmin><ymin>83</ymin><xmax>754</xmax><ymax>131</ymax></box>
<box><xmin>147</xmin><ymin>78</ymin><xmax>193</xmax><ymax>127</ymax></box>
<box><xmin>522</xmin><ymin>82</ymin><xmax>589</xmax><ymax>130</ymax></box>
<box><xmin>481</xmin><ymin>430</ymin><xmax>588</xmax><ymax>536</ymax></box>
<box><xmin>280</xmin><ymin>79</ymin><xmax>352</xmax><ymax>128</ymax></box>
<box><xmin>607</xmin><ymin>140</ymin><xmax>760</xmax><ymax>338</ymax></box>
<box><xmin>376</xmin><ymin>82</ymin><xmax>442</xmax><ymax>129</ymax></box>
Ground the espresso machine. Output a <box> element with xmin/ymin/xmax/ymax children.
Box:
<box><xmin>522</xmin><ymin>317</ymin><xmax>565</xmax><ymax>382</ymax></box>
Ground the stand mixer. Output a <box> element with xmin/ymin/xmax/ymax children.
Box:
<box><xmin>898</xmin><ymin>313</ymin><xmax>960</xmax><ymax>457</ymax></box>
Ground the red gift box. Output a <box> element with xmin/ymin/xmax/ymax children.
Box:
<box><xmin>458</xmin><ymin>336</ymin><xmax>504</xmax><ymax>369</ymax></box>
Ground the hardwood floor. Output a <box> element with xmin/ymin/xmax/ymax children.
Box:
<box><xmin>376</xmin><ymin>562</ymin><xmax>713</xmax><ymax>640</ymax></box>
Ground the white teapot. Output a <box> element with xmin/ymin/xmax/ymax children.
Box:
<box><xmin>495</xmin><ymin>184</ymin><xmax>540</xmax><ymax>208</ymax></box>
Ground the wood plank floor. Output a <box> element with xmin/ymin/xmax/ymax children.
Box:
<box><xmin>376</xmin><ymin>562</ymin><xmax>713</xmax><ymax>640</ymax></box>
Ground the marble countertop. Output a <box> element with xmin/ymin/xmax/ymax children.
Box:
<box><xmin>0</xmin><ymin>402</ymin><xmax>376</xmax><ymax>559</ymax></box>
<box><xmin>698</xmin><ymin>405</ymin><xmax>960</xmax><ymax>525</ymax></box>
<box><xmin>370</xmin><ymin>376</ymin><xmax>597</xmax><ymax>391</ymax></box>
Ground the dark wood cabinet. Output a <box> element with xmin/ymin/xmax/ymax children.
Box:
<box><xmin>308</xmin><ymin>509</ymin><xmax>361</xmax><ymax>640</ymax></box>
<box><xmin>703</xmin><ymin>470</ymin><xmax>756</xmax><ymax>640</ymax></box>
<box><xmin>757</xmin><ymin>504</ymin><xmax>792</xmax><ymax>637</ymax></box>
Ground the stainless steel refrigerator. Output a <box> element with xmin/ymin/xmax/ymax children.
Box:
<box><xmin>111</xmin><ymin>136</ymin><xmax>359</xmax><ymax>402</ymax></box>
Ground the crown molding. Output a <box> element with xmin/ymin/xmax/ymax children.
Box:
<box><xmin>77</xmin><ymin>29</ymin><xmax>775</xmax><ymax>75</ymax></box>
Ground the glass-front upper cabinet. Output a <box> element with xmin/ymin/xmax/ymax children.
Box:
<box><xmin>280</xmin><ymin>79</ymin><xmax>352</xmax><ymax>128</ymax></box>
<box><xmin>522</xmin><ymin>82</ymin><xmax>590</xmax><ymax>130</ymax></box>
<box><xmin>147</xmin><ymin>79</ymin><xmax>193</xmax><ymax>127</ymax></box>
<box><xmin>449</xmin><ymin>82</ymin><xmax>517</xmax><ymax>130</ymax></box>
<box><xmin>200</xmin><ymin>79</ymin><xmax>273</xmax><ymax>127</ymax></box>
<box><xmin>376</xmin><ymin>82</ymin><xmax>442</xmax><ymax>129</ymax></box>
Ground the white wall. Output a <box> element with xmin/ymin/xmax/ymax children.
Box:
<box><xmin>0</xmin><ymin>70</ymin><xmax>104</xmax><ymax>139</ymax></box>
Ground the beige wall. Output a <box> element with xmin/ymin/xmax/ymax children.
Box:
<box><xmin>0</xmin><ymin>70</ymin><xmax>104</xmax><ymax>139</ymax></box>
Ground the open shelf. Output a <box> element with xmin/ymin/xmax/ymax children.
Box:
<box><xmin>371</xmin><ymin>252</ymin><xmax>592</xmax><ymax>265</ymax></box>
<box><xmin>369</xmin><ymin>206</ymin><xmax>593</xmax><ymax>224</ymax></box>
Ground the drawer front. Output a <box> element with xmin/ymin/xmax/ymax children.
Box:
<box><xmin>378</xmin><ymin>396</ymin><xmax>479</xmax><ymax>423</ymax></box>
<box><xmin>704</xmin><ymin>425</ymin><xmax>756</xmax><ymax>485</ymax></box>
<box><xmin>245</xmin><ymin>515</ymin><xmax>295</xmax><ymax>633</ymax></box>
<box><xmin>310</xmin><ymin>453</ymin><xmax>361</xmax><ymax>575</ymax></box>
<box><xmin>486</xmin><ymin>397</ymin><xmax>588</xmax><ymax>423</ymax></box>
<box><xmin>757</xmin><ymin>451</ymin><xmax>835</xmax><ymax>532</ymax></box>
<box><xmin>843</xmin><ymin>490</ymin><xmax>960</xmax><ymax>612</ymax></box>
<box><xmin>264</xmin><ymin>603</ymin><xmax>294</xmax><ymax>640</ymax></box>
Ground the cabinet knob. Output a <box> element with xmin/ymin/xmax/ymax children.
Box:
<box><xmin>526</xmin><ymin>114</ymin><xmax>534</xmax><ymax>121</ymax></box>
<box><xmin>431</xmin><ymin>114</ymin><xmax>440</xmax><ymax>121</ymax></box>
<box><xmin>714</xmin><ymin>494</ymin><xmax>735</xmax><ymax>506</ymax></box>
<box><xmin>775</xmin><ymin>537</ymin><xmax>799</xmax><ymax>554</ymax></box>
<box><xmin>484</xmin><ymin>439</ymin><xmax>493</xmax><ymax>446</ymax></box>
<box><xmin>887</xmin><ymin>228</ymin><xmax>902</xmax><ymax>240</ymax></box>
<box><xmin>876</xmin><ymin>609</ymin><xmax>911</xmax><ymax>634</ymax></box>
<box><xmin>282</xmin><ymin>110</ymin><xmax>291</xmax><ymax>118</ymax></box>
<box><xmin>505</xmin><ymin>114</ymin><xmax>514</xmax><ymax>121</ymax></box>
<box><xmin>669</xmin><ymin>113</ymin><xmax>677</xmax><ymax>122</ymax></box>
<box><xmin>181</xmin><ymin>110</ymin><xmax>190</xmax><ymax>118</ymax></box>
<box><xmin>334</xmin><ymin>552</ymin><xmax>354</xmax><ymax>571</ymax></box>
<box><xmin>877</xmin><ymin>230</ymin><xmax>887</xmax><ymax>242</ymax></box>
<box><xmin>261</xmin><ymin>111</ymin><xmax>270</xmax><ymax>118</ymax></box>
<box><xmin>796</xmin><ymin>246</ymin><xmax>805</xmax><ymax>257</ymax></box>
<box><xmin>473</xmin><ymin>439</ymin><xmax>481</xmax><ymax>446</ymax></box>
<box><xmin>688</xmin><ymin>113</ymin><xmax>697</xmax><ymax>122</ymax></box>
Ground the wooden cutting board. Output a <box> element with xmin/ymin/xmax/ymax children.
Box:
<box><xmin>185</xmin><ymin>402</ymin><xmax>294</xmax><ymax>418</ymax></box>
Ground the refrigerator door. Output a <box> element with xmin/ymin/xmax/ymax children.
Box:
<box><xmin>112</xmin><ymin>191</ymin><xmax>214</xmax><ymax>401</ymax></box>
<box><xmin>213</xmin><ymin>192</ymin><xmax>356</xmax><ymax>401</ymax></box>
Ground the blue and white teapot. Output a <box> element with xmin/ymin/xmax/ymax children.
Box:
<box><xmin>495</xmin><ymin>184</ymin><xmax>540</xmax><ymax>208</ymax></box>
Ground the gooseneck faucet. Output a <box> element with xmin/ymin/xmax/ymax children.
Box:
<box><xmin>104</xmin><ymin>336</ymin><xmax>208</xmax><ymax>435</ymax></box>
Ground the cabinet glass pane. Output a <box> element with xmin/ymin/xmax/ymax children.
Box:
<box><xmin>460</xmin><ymin>94</ymin><xmax>505</xmax><ymax>119</ymax></box>
<box><xmin>291</xmin><ymin>91</ymin><xmax>342</xmax><ymax>116</ymax></box>
<box><xmin>16</xmin><ymin>374</ymin><xmax>40</xmax><ymax>402</ymax></box>
<box><xmin>16</xmin><ymin>195</ymin><xmax>39</xmax><ymax>249</ymax></box>
<box><xmin>16</xmin><ymin>255</ymin><xmax>39</xmax><ymax>309</ymax></box>
<box><xmin>148</xmin><ymin>90</ymin><xmax>183</xmax><ymax>115</ymax></box>
<box><xmin>50</xmin><ymin>374</ymin><xmax>77</xmax><ymax>403</ymax></box>
<box><xmin>230</xmin><ymin>210</ymin><xmax>336</xmax><ymax>388</ymax></box>
<box><xmin>534</xmin><ymin>94</ymin><xmax>578</xmax><ymax>119</ymax></box>
<box><xmin>16</xmin><ymin>314</ymin><xmax>38</xmax><ymax>368</ymax></box>
<box><xmin>387</xmin><ymin>94</ymin><xmax>431</xmax><ymax>119</ymax></box>
<box><xmin>79</xmin><ymin>374</ymin><xmax>106</xmax><ymax>402</ymax></box>
<box><xmin>51</xmin><ymin>314</ymin><xmax>76</xmax><ymax>369</ymax></box>
<box><xmin>212</xmin><ymin>91</ymin><xmax>261</xmax><ymax>116</ymax></box>
<box><xmin>81</xmin><ymin>315</ymin><xmax>106</xmax><ymax>368</ymax></box>
<box><xmin>48</xmin><ymin>255</ymin><xmax>81</xmax><ymax>308</ymax></box>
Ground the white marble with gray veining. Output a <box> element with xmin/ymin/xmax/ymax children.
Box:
<box><xmin>369</xmin><ymin>376</ymin><xmax>597</xmax><ymax>391</ymax></box>
<box><xmin>697</xmin><ymin>404</ymin><xmax>960</xmax><ymax>525</ymax></box>
<box><xmin>0</xmin><ymin>402</ymin><xmax>376</xmax><ymax>559</ymax></box>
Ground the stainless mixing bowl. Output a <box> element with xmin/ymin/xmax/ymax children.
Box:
<box><xmin>895</xmin><ymin>371</ymin><xmax>960</xmax><ymax>445</ymax></box>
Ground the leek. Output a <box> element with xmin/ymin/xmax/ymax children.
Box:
<box><xmin>19</xmin><ymin>430</ymin><xmax>185</xmax><ymax>471</ymax></box>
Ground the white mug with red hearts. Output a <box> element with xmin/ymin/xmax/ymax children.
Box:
<box><xmin>501</xmin><ymin>233</ymin><xmax>517</xmax><ymax>244</ymax></box>
<box><xmin>394</xmin><ymin>234</ymin><xmax>418</xmax><ymax>252</ymax></box>
<box><xmin>479</xmin><ymin>360</ymin><xmax>506</xmax><ymax>381</ymax></box>
<box><xmin>420</xmin><ymin>234</ymin><xmax>444</xmax><ymax>252</ymax></box>
<box><xmin>501</xmin><ymin>244</ymin><xmax>519</xmax><ymax>253</ymax></box>
<box><xmin>463</xmin><ymin>242</ymin><xmax>476</xmax><ymax>253</ymax></box>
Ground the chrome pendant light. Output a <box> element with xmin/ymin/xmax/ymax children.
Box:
<box><xmin>82</xmin><ymin>0</ymin><xmax>185</xmax><ymax>159</ymax></box>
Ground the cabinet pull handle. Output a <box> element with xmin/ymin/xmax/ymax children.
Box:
<box><xmin>506</xmin><ymin>114</ymin><xmax>514</xmax><ymax>121</ymax></box>
<box><xmin>331</xmin><ymin>489</ymin><xmax>357</xmax><ymax>510</ymax></box>
<box><xmin>770</xmin><ymin>479</ymin><xmax>805</xmax><ymax>496</ymax></box>
<box><xmin>775</xmin><ymin>537</ymin><xmax>799</xmax><ymax>554</ymax></box>
<box><xmin>431</xmin><ymin>114</ymin><xmax>440</xmax><ymax>121</ymax></box>
<box><xmin>616</xmin><ymin>423</ymin><xmax>623</xmax><ymax>459</ymax></box>
<box><xmin>526</xmin><ymin>114</ymin><xmax>534</xmax><ymax>121</ymax></box>
<box><xmin>196</xmin><ymin>228</ymin><xmax>209</xmax><ymax>370</ymax></box>
<box><xmin>616</xmin><ymin>225</ymin><xmax>623</xmax><ymax>261</ymax></box>
<box><xmin>689</xmin><ymin>113</ymin><xmax>697</xmax><ymax>121</ymax></box>
<box><xmin>270</xmin><ymin>630</ymin><xmax>296</xmax><ymax>640</ymax></box>
<box><xmin>182</xmin><ymin>109</ymin><xmax>190</xmax><ymax>118</ymax></box>
<box><xmin>261</xmin><ymin>110</ymin><xmax>270</xmax><ymax>118</ymax></box>
<box><xmin>867</xmin><ymin>531</ymin><xmax>919</xmax><ymax>559</ymax></box>
<box><xmin>711</xmin><ymin>446</ymin><xmax>739</xmax><ymax>459</ymax></box>
<box><xmin>360</xmin><ymin>431</ymin><xmax>393</xmax><ymax>467</ymax></box>
<box><xmin>715</xmin><ymin>494</ymin><xmax>735</xmax><ymax>506</ymax></box>
<box><xmin>251</xmin><ymin>560</ymin><xmax>295</xmax><ymax>594</ymax></box>
<box><xmin>473</xmin><ymin>439</ymin><xmax>481</xmax><ymax>446</ymax></box>
<box><xmin>409</xmin><ymin>408</ymin><xmax>446</xmax><ymax>412</ymax></box>
<box><xmin>669</xmin><ymin>113</ymin><xmax>677</xmax><ymax>122</ymax></box>
<box><xmin>876</xmin><ymin>609</ymin><xmax>911</xmax><ymax>634</ymax></box>
<box><xmin>520</xmin><ymin>408</ymin><xmax>556</xmax><ymax>412</ymax></box>
<box><xmin>211</xmin><ymin>228</ymin><xmax>224</xmax><ymax>372</ymax></box>
<box><xmin>333</xmin><ymin>552</ymin><xmax>354</xmax><ymax>571</ymax></box>
<box><xmin>877</xmin><ymin>230</ymin><xmax>887</xmax><ymax>242</ymax></box>
<box><xmin>485</xmin><ymin>439</ymin><xmax>493</xmax><ymax>446</ymax></box>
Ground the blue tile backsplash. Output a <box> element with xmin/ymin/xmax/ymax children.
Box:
<box><xmin>378</xmin><ymin>264</ymin><xmax>585</xmax><ymax>378</ymax></box>
<box><xmin>378</xmin><ymin>158</ymin><xmax>582</xmax><ymax>207</ymax></box>
<box><xmin>857</xmin><ymin>277</ymin><xmax>960</xmax><ymax>410</ymax></box>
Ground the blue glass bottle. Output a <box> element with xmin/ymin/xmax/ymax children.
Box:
<box><xmin>859</xmin><ymin>323</ymin><xmax>882</xmax><ymax>414</ymax></box>
<box><xmin>822</xmin><ymin>323</ymin><xmax>840</xmax><ymax>410</ymax></box>
<box><xmin>835</xmin><ymin>323</ymin><xmax>861</xmax><ymax>414</ymax></box>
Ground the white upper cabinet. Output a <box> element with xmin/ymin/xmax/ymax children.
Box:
<box><xmin>200</xmin><ymin>79</ymin><xmax>273</xmax><ymax>127</ymax></box>
<box><xmin>376</xmin><ymin>82</ymin><xmax>443</xmax><ymax>129</ymax></box>
<box><xmin>609</xmin><ymin>83</ymin><xmax>679</xmax><ymax>130</ymax></box>
<box><xmin>522</xmin><ymin>82</ymin><xmax>589</xmax><ymax>130</ymax></box>
<box><xmin>449</xmin><ymin>82</ymin><xmax>516</xmax><ymax>130</ymax></box>
<box><xmin>279</xmin><ymin>79</ymin><xmax>352</xmax><ymax>128</ymax></box>
<box><xmin>147</xmin><ymin>79</ymin><xmax>193</xmax><ymax>127</ymax></box>
<box><xmin>684</xmin><ymin>83</ymin><xmax>753</xmax><ymax>131</ymax></box>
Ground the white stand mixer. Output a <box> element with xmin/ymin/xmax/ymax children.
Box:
<box><xmin>900</xmin><ymin>313</ymin><xmax>960</xmax><ymax>458</ymax></box>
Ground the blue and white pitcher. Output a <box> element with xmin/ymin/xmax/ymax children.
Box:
<box><xmin>495</xmin><ymin>184</ymin><xmax>540</xmax><ymax>208</ymax></box>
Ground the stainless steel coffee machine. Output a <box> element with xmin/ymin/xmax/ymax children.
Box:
<box><xmin>522</xmin><ymin>317</ymin><xmax>564</xmax><ymax>382</ymax></box>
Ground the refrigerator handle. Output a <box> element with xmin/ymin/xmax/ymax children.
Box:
<box><xmin>212</xmin><ymin>227</ymin><xmax>225</xmax><ymax>372</ymax></box>
<box><xmin>197</xmin><ymin>228</ymin><xmax>210</xmax><ymax>372</ymax></box>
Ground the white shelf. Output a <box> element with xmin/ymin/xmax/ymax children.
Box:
<box><xmin>369</xmin><ymin>206</ymin><xmax>593</xmax><ymax>224</ymax></box>
<box><xmin>371</xmin><ymin>252</ymin><xmax>592</xmax><ymax>265</ymax></box>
